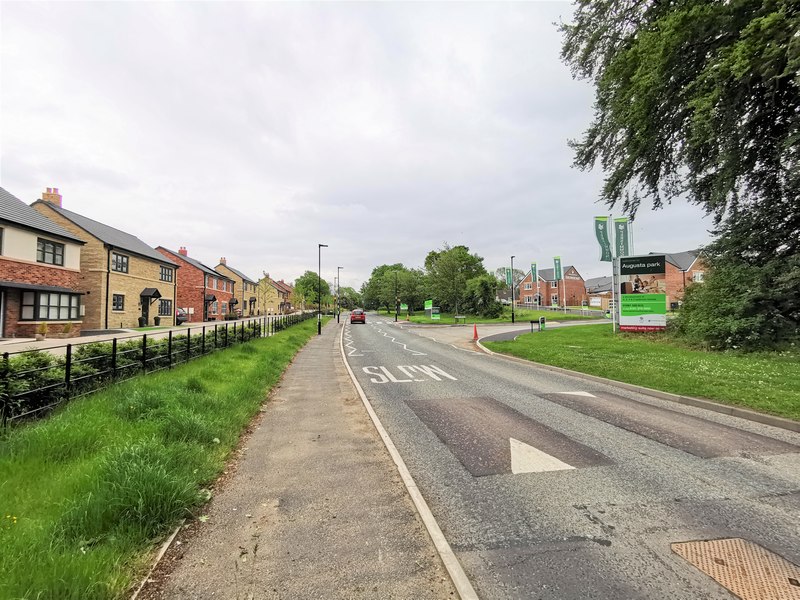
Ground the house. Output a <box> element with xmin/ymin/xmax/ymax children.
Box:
<box><xmin>651</xmin><ymin>250</ymin><xmax>706</xmax><ymax>308</ymax></box>
<box><xmin>156</xmin><ymin>247</ymin><xmax>235</xmax><ymax>322</ymax></box>
<box><xmin>0</xmin><ymin>187</ymin><xmax>85</xmax><ymax>338</ymax></box>
<box><xmin>32</xmin><ymin>188</ymin><xmax>177</xmax><ymax>330</ymax></box>
<box><xmin>517</xmin><ymin>265</ymin><xmax>587</xmax><ymax>308</ymax></box>
<box><xmin>255</xmin><ymin>274</ymin><xmax>293</xmax><ymax>314</ymax></box>
<box><xmin>215</xmin><ymin>257</ymin><xmax>258</xmax><ymax>316</ymax></box>
<box><xmin>585</xmin><ymin>275</ymin><xmax>613</xmax><ymax>310</ymax></box>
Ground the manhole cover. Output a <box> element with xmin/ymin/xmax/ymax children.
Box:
<box><xmin>672</xmin><ymin>538</ymin><xmax>800</xmax><ymax>599</ymax></box>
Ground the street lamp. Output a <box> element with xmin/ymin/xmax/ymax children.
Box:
<box><xmin>394</xmin><ymin>270</ymin><xmax>398</xmax><ymax>322</ymax></box>
<box><xmin>337</xmin><ymin>266</ymin><xmax>343</xmax><ymax>323</ymax></box>
<box><xmin>318</xmin><ymin>244</ymin><xmax>327</xmax><ymax>335</ymax></box>
<box><xmin>511</xmin><ymin>255</ymin><xmax>515</xmax><ymax>324</ymax></box>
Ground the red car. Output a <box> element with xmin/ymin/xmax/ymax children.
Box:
<box><xmin>350</xmin><ymin>309</ymin><xmax>366</xmax><ymax>324</ymax></box>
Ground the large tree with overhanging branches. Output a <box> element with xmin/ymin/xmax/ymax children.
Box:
<box><xmin>561</xmin><ymin>0</ymin><xmax>799</xmax><ymax>349</ymax></box>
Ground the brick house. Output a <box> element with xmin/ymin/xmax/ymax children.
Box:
<box><xmin>0</xmin><ymin>187</ymin><xmax>85</xmax><ymax>338</ymax></box>
<box><xmin>273</xmin><ymin>279</ymin><xmax>294</xmax><ymax>313</ymax></box>
<box><xmin>652</xmin><ymin>250</ymin><xmax>706</xmax><ymax>308</ymax></box>
<box><xmin>517</xmin><ymin>265</ymin><xmax>587</xmax><ymax>308</ymax></box>
<box><xmin>215</xmin><ymin>258</ymin><xmax>258</xmax><ymax>316</ymax></box>
<box><xmin>32</xmin><ymin>188</ymin><xmax>179</xmax><ymax>330</ymax></box>
<box><xmin>156</xmin><ymin>247</ymin><xmax>235</xmax><ymax>323</ymax></box>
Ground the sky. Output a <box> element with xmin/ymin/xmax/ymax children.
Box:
<box><xmin>0</xmin><ymin>1</ymin><xmax>714</xmax><ymax>291</ymax></box>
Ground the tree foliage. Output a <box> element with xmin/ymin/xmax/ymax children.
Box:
<box><xmin>294</xmin><ymin>270</ymin><xmax>331</xmax><ymax>308</ymax></box>
<box><xmin>425</xmin><ymin>245</ymin><xmax>487</xmax><ymax>313</ymax></box>
<box><xmin>464</xmin><ymin>274</ymin><xmax>503</xmax><ymax>318</ymax></box>
<box><xmin>562</xmin><ymin>0</ymin><xmax>800</xmax><ymax>349</ymax></box>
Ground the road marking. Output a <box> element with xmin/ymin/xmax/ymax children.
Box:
<box><xmin>510</xmin><ymin>438</ymin><xmax>575</xmax><ymax>474</ymax></box>
<box><xmin>361</xmin><ymin>365</ymin><xmax>457</xmax><ymax>384</ymax></box>
<box><xmin>373</xmin><ymin>326</ymin><xmax>427</xmax><ymax>356</ymax></box>
<box><xmin>558</xmin><ymin>391</ymin><xmax>597</xmax><ymax>398</ymax></box>
<box><xmin>342</xmin><ymin>326</ymin><xmax>363</xmax><ymax>356</ymax></box>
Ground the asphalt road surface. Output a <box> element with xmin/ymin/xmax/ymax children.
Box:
<box><xmin>342</xmin><ymin>314</ymin><xmax>800</xmax><ymax>600</ymax></box>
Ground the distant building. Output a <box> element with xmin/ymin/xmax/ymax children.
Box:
<box><xmin>0</xmin><ymin>187</ymin><xmax>85</xmax><ymax>338</ymax></box>
<box><xmin>215</xmin><ymin>257</ymin><xmax>258</xmax><ymax>316</ymax></box>
<box><xmin>517</xmin><ymin>265</ymin><xmax>587</xmax><ymax>308</ymax></box>
<box><xmin>651</xmin><ymin>250</ymin><xmax>706</xmax><ymax>308</ymax></box>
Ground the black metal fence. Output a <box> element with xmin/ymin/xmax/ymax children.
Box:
<box><xmin>0</xmin><ymin>312</ymin><xmax>313</xmax><ymax>428</ymax></box>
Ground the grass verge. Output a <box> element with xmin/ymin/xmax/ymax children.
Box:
<box><xmin>484</xmin><ymin>325</ymin><xmax>800</xmax><ymax>421</ymax></box>
<box><xmin>0</xmin><ymin>318</ymin><xmax>322</xmax><ymax>599</ymax></box>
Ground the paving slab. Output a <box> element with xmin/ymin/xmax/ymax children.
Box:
<box><xmin>138</xmin><ymin>321</ymin><xmax>456</xmax><ymax>600</ymax></box>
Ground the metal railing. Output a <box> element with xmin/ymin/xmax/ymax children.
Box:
<box><xmin>0</xmin><ymin>312</ymin><xmax>313</xmax><ymax>428</ymax></box>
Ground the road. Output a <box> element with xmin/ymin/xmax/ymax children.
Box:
<box><xmin>342</xmin><ymin>314</ymin><xmax>800</xmax><ymax>599</ymax></box>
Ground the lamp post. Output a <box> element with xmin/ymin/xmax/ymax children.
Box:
<box><xmin>337</xmin><ymin>266</ymin><xmax>343</xmax><ymax>323</ymax></box>
<box><xmin>511</xmin><ymin>255</ymin><xmax>516</xmax><ymax>324</ymax></box>
<box><xmin>394</xmin><ymin>270</ymin><xmax>398</xmax><ymax>322</ymax></box>
<box><xmin>318</xmin><ymin>243</ymin><xmax>327</xmax><ymax>335</ymax></box>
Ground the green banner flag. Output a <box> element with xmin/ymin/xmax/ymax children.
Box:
<box><xmin>594</xmin><ymin>217</ymin><xmax>612</xmax><ymax>262</ymax></box>
<box><xmin>553</xmin><ymin>256</ymin><xmax>562</xmax><ymax>280</ymax></box>
<box><xmin>614</xmin><ymin>217</ymin><xmax>630</xmax><ymax>257</ymax></box>
<box><xmin>505</xmin><ymin>268</ymin><xmax>512</xmax><ymax>286</ymax></box>
<box><xmin>530</xmin><ymin>262</ymin><xmax>537</xmax><ymax>285</ymax></box>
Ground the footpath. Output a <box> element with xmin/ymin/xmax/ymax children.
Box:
<box><xmin>139</xmin><ymin>320</ymin><xmax>456</xmax><ymax>599</ymax></box>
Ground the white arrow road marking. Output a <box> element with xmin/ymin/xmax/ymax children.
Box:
<box><xmin>558</xmin><ymin>391</ymin><xmax>597</xmax><ymax>397</ymax></box>
<box><xmin>509</xmin><ymin>438</ymin><xmax>576</xmax><ymax>474</ymax></box>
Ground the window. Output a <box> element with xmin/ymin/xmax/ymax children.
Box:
<box><xmin>37</xmin><ymin>239</ymin><xmax>65</xmax><ymax>266</ymax></box>
<box><xmin>524</xmin><ymin>283</ymin><xmax>532</xmax><ymax>290</ymax></box>
<box><xmin>160</xmin><ymin>266</ymin><xmax>174</xmax><ymax>282</ymax></box>
<box><xmin>551</xmin><ymin>294</ymin><xmax>559</xmax><ymax>306</ymax></box>
<box><xmin>111</xmin><ymin>253</ymin><xmax>129</xmax><ymax>273</ymax></box>
<box><xmin>21</xmin><ymin>291</ymin><xmax>80</xmax><ymax>321</ymax></box>
<box><xmin>212</xmin><ymin>278</ymin><xmax>217</xmax><ymax>290</ymax></box>
<box><xmin>221</xmin><ymin>302</ymin><xmax>228</xmax><ymax>314</ymax></box>
<box><xmin>158</xmin><ymin>299</ymin><xmax>172</xmax><ymax>316</ymax></box>
<box><xmin>112</xmin><ymin>294</ymin><xmax>125</xmax><ymax>311</ymax></box>
<box><xmin>211</xmin><ymin>301</ymin><xmax>218</xmax><ymax>314</ymax></box>
<box><xmin>693</xmin><ymin>271</ymin><xmax>704</xmax><ymax>283</ymax></box>
<box><xmin>524</xmin><ymin>295</ymin><xmax>532</xmax><ymax>303</ymax></box>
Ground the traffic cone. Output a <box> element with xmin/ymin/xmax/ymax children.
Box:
<box><xmin>473</xmin><ymin>323</ymin><xmax>479</xmax><ymax>341</ymax></box>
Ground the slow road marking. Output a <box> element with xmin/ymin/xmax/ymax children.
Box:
<box><xmin>362</xmin><ymin>365</ymin><xmax>457</xmax><ymax>384</ymax></box>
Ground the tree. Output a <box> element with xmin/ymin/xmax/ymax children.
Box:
<box><xmin>294</xmin><ymin>270</ymin><xmax>330</xmax><ymax>309</ymax></box>
<box><xmin>562</xmin><ymin>0</ymin><xmax>800</xmax><ymax>348</ymax></box>
<box><xmin>360</xmin><ymin>264</ymin><xmax>404</xmax><ymax>310</ymax></box>
<box><xmin>337</xmin><ymin>286</ymin><xmax>362</xmax><ymax>310</ymax></box>
<box><xmin>464</xmin><ymin>274</ymin><xmax>503</xmax><ymax>318</ymax></box>
<box><xmin>425</xmin><ymin>244</ymin><xmax>487</xmax><ymax>313</ymax></box>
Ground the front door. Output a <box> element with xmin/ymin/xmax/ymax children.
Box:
<box><xmin>141</xmin><ymin>299</ymin><xmax>149</xmax><ymax>326</ymax></box>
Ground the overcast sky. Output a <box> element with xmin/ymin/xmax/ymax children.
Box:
<box><xmin>1</xmin><ymin>1</ymin><xmax>714</xmax><ymax>290</ymax></box>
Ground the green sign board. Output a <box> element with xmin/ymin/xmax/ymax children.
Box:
<box><xmin>505</xmin><ymin>268</ymin><xmax>512</xmax><ymax>286</ymax></box>
<box><xmin>553</xmin><ymin>256</ymin><xmax>562</xmax><ymax>280</ymax></box>
<box><xmin>431</xmin><ymin>307</ymin><xmax>440</xmax><ymax>320</ymax></box>
<box><xmin>400</xmin><ymin>303</ymin><xmax>408</xmax><ymax>310</ymax></box>
<box><xmin>424</xmin><ymin>299</ymin><xmax>433</xmax><ymax>310</ymax></box>
<box><xmin>619</xmin><ymin>254</ymin><xmax>667</xmax><ymax>331</ymax></box>
<box><xmin>594</xmin><ymin>217</ymin><xmax>612</xmax><ymax>262</ymax></box>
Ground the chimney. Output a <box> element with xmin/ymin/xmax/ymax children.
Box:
<box><xmin>42</xmin><ymin>187</ymin><xmax>63</xmax><ymax>208</ymax></box>
<box><xmin>178</xmin><ymin>246</ymin><xmax>188</xmax><ymax>256</ymax></box>
<box><xmin>220</xmin><ymin>257</ymin><xmax>226</xmax><ymax>265</ymax></box>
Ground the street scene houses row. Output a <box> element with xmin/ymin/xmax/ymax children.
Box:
<box><xmin>508</xmin><ymin>254</ymin><xmax>706</xmax><ymax>310</ymax></box>
<box><xmin>0</xmin><ymin>186</ymin><xmax>295</xmax><ymax>338</ymax></box>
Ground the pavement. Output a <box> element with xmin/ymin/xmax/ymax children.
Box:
<box><xmin>138</xmin><ymin>320</ymin><xmax>456</xmax><ymax>600</ymax></box>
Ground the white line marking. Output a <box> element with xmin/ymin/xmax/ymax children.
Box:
<box><xmin>558</xmin><ymin>391</ymin><xmax>597</xmax><ymax>397</ymax></box>
<box><xmin>343</xmin><ymin>326</ymin><xmax>363</xmax><ymax>356</ymax></box>
<box><xmin>510</xmin><ymin>438</ymin><xmax>575</xmax><ymax>474</ymax></box>
<box><xmin>374</xmin><ymin>327</ymin><xmax>427</xmax><ymax>356</ymax></box>
<box><xmin>338</xmin><ymin>326</ymin><xmax>479</xmax><ymax>600</ymax></box>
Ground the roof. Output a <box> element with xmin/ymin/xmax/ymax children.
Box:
<box><xmin>0</xmin><ymin>187</ymin><xmax>85</xmax><ymax>243</ymax></box>
<box><xmin>158</xmin><ymin>247</ymin><xmax>234</xmax><ymax>280</ymax></box>
<box><xmin>0</xmin><ymin>280</ymin><xmax>84</xmax><ymax>294</ymax></box>
<box><xmin>217</xmin><ymin>263</ymin><xmax>255</xmax><ymax>284</ymax></box>
<box><xmin>651</xmin><ymin>250</ymin><xmax>701</xmax><ymax>271</ymax></box>
<box><xmin>534</xmin><ymin>265</ymin><xmax>577</xmax><ymax>282</ymax></box>
<box><xmin>272</xmin><ymin>279</ymin><xmax>293</xmax><ymax>294</ymax></box>
<box><xmin>33</xmin><ymin>201</ymin><xmax>176</xmax><ymax>265</ymax></box>
<box><xmin>585</xmin><ymin>276</ymin><xmax>613</xmax><ymax>294</ymax></box>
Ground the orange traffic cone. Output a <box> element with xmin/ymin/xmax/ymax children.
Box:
<box><xmin>473</xmin><ymin>323</ymin><xmax>479</xmax><ymax>341</ymax></box>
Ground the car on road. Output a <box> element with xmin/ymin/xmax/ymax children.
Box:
<box><xmin>176</xmin><ymin>307</ymin><xmax>188</xmax><ymax>325</ymax></box>
<box><xmin>350</xmin><ymin>309</ymin><xmax>366</xmax><ymax>324</ymax></box>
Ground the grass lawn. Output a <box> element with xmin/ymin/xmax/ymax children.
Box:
<box><xmin>381</xmin><ymin>308</ymin><xmax>604</xmax><ymax>325</ymax></box>
<box><xmin>484</xmin><ymin>325</ymin><xmax>800</xmax><ymax>421</ymax></box>
<box><xmin>0</xmin><ymin>318</ymin><xmax>323</xmax><ymax>600</ymax></box>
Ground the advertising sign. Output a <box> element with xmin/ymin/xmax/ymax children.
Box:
<box><xmin>619</xmin><ymin>255</ymin><xmax>667</xmax><ymax>331</ymax></box>
<box><xmin>424</xmin><ymin>299</ymin><xmax>433</xmax><ymax>310</ymax></box>
<box><xmin>530</xmin><ymin>262</ymin><xmax>537</xmax><ymax>284</ymax></box>
<box><xmin>505</xmin><ymin>268</ymin><xmax>512</xmax><ymax>286</ymax></box>
<box><xmin>400</xmin><ymin>303</ymin><xmax>408</xmax><ymax>310</ymax></box>
<box><xmin>431</xmin><ymin>307</ymin><xmax>441</xmax><ymax>321</ymax></box>
<box><xmin>594</xmin><ymin>217</ymin><xmax>612</xmax><ymax>262</ymax></box>
<box><xmin>553</xmin><ymin>256</ymin><xmax>562</xmax><ymax>281</ymax></box>
<box><xmin>614</xmin><ymin>218</ymin><xmax>630</xmax><ymax>257</ymax></box>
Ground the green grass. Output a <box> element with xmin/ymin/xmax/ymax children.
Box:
<box><xmin>0</xmin><ymin>318</ymin><xmax>322</xmax><ymax>599</ymax></box>
<box><xmin>390</xmin><ymin>307</ymin><xmax>603</xmax><ymax>324</ymax></box>
<box><xmin>484</xmin><ymin>325</ymin><xmax>800</xmax><ymax>421</ymax></box>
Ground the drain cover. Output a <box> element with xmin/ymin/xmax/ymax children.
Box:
<box><xmin>672</xmin><ymin>538</ymin><xmax>800</xmax><ymax>599</ymax></box>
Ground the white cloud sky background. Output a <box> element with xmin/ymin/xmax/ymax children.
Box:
<box><xmin>1</xmin><ymin>1</ymin><xmax>714</xmax><ymax>290</ymax></box>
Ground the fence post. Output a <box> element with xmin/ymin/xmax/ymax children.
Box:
<box><xmin>202</xmin><ymin>326</ymin><xmax>206</xmax><ymax>355</ymax></box>
<box><xmin>225</xmin><ymin>323</ymin><xmax>229</xmax><ymax>347</ymax></box>
<box><xmin>65</xmin><ymin>344</ymin><xmax>72</xmax><ymax>399</ymax></box>
<box><xmin>112</xmin><ymin>338</ymin><xmax>118</xmax><ymax>378</ymax></box>
<box><xmin>142</xmin><ymin>334</ymin><xmax>148</xmax><ymax>372</ymax></box>
<box><xmin>241</xmin><ymin>320</ymin><xmax>245</xmax><ymax>343</ymax></box>
<box><xmin>168</xmin><ymin>331</ymin><xmax>173</xmax><ymax>369</ymax></box>
<box><xmin>1</xmin><ymin>352</ymin><xmax>9</xmax><ymax>428</ymax></box>
<box><xmin>187</xmin><ymin>327</ymin><xmax>191</xmax><ymax>361</ymax></box>
<box><xmin>214</xmin><ymin>324</ymin><xmax>218</xmax><ymax>349</ymax></box>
